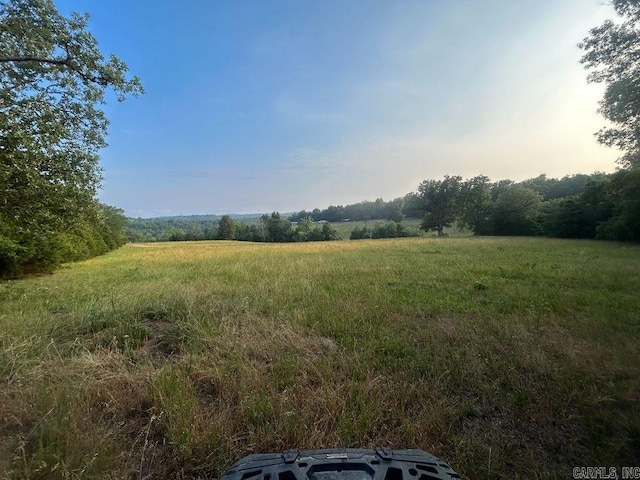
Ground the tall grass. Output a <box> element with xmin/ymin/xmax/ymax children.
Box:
<box><xmin>1</xmin><ymin>237</ymin><xmax>639</xmax><ymax>479</ymax></box>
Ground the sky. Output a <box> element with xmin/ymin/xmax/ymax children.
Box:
<box><xmin>56</xmin><ymin>0</ymin><xmax>621</xmax><ymax>218</ymax></box>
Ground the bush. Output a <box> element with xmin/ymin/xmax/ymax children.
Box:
<box><xmin>0</xmin><ymin>235</ymin><xmax>25</xmax><ymax>279</ymax></box>
<box><xmin>372</xmin><ymin>221</ymin><xmax>399</xmax><ymax>239</ymax></box>
<box><xmin>400</xmin><ymin>226</ymin><xmax>423</xmax><ymax>237</ymax></box>
<box><xmin>350</xmin><ymin>226</ymin><xmax>371</xmax><ymax>240</ymax></box>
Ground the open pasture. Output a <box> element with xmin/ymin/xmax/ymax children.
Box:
<box><xmin>1</xmin><ymin>237</ymin><xmax>639</xmax><ymax>479</ymax></box>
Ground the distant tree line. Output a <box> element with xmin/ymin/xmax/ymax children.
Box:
<box><xmin>292</xmin><ymin>171</ymin><xmax>638</xmax><ymax>241</ymax></box>
<box><xmin>126</xmin><ymin>217</ymin><xmax>220</xmax><ymax>242</ymax></box>
<box><xmin>289</xmin><ymin>197</ymin><xmax>404</xmax><ymax>223</ymax></box>
<box><xmin>350</xmin><ymin>221</ymin><xmax>423</xmax><ymax>240</ymax></box>
<box><xmin>410</xmin><ymin>171</ymin><xmax>639</xmax><ymax>240</ymax></box>
<box><xmin>236</xmin><ymin>213</ymin><xmax>339</xmax><ymax>242</ymax></box>
<box><xmin>126</xmin><ymin>171</ymin><xmax>640</xmax><ymax>244</ymax></box>
<box><xmin>126</xmin><ymin>213</ymin><xmax>339</xmax><ymax>243</ymax></box>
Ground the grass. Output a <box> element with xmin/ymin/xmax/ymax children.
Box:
<box><xmin>1</xmin><ymin>236</ymin><xmax>639</xmax><ymax>479</ymax></box>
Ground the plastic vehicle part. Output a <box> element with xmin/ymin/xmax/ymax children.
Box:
<box><xmin>221</xmin><ymin>448</ymin><xmax>461</xmax><ymax>480</ymax></box>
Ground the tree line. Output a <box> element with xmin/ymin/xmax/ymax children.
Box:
<box><xmin>0</xmin><ymin>0</ymin><xmax>142</xmax><ymax>278</ymax></box>
<box><xmin>289</xmin><ymin>198</ymin><xmax>404</xmax><ymax>223</ymax></box>
<box><xmin>410</xmin><ymin>171</ymin><xmax>639</xmax><ymax>240</ymax></box>
<box><xmin>126</xmin><ymin>213</ymin><xmax>339</xmax><ymax>243</ymax></box>
<box><xmin>289</xmin><ymin>171</ymin><xmax>639</xmax><ymax>241</ymax></box>
<box><xmin>126</xmin><ymin>170</ymin><xmax>639</xmax><ymax>243</ymax></box>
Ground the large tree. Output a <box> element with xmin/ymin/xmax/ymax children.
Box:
<box><xmin>458</xmin><ymin>175</ymin><xmax>493</xmax><ymax>235</ymax></box>
<box><xmin>592</xmin><ymin>169</ymin><xmax>640</xmax><ymax>241</ymax></box>
<box><xmin>265</xmin><ymin>212</ymin><xmax>292</xmax><ymax>242</ymax></box>
<box><xmin>0</xmin><ymin>0</ymin><xmax>143</xmax><ymax>275</ymax></box>
<box><xmin>492</xmin><ymin>186</ymin><xmax>543</xmax><ymax>236</ymax></box>
<box><xmin>417</xmin><ymin>175</ymin><xmax>462</xmax><ymax>236</ymax></box>
<box><xmin>579</xmin><ymin>0</ymin><xmax>640</xmax><ymax>168</ymax></box>
<box><xmin>217</xmin><ymin>215</ymin><xmax>236</xmax><ymax>240</ymax></box>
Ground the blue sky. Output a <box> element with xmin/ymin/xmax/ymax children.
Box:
<box><xmin>57</xmin><ymin>0</ymin><xmax>619</xmax><ymax>217</ymax></box>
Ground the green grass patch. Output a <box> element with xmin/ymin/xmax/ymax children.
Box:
<box><xmin>1</xmin><ymin>237</ymin><xmax>639</xmax><ymax>478</ymax></box>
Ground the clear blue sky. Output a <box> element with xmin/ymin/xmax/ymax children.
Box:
<box><xmin>56</xmin><ymin>0</ymin><xmax>619</xmax><ymax>218</ymax></box>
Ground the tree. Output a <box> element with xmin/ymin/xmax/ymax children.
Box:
<box><xmin>234</xmin><ymin>222</ymin><xmax>259</xmax><ymax>242</ymax></box>
<box><xmin>417</xmin><ymin>175</ymin><xmax>462</xmax><ymax>236</ymax></box>
<box><xmin>546</xmin><ymin>173</ymin><xmax>604</xmax><ymax>200</ymax></box>
<box><xmin>320</xmin><ymin>222</ymin><xmax>338</xmax><ymax>241</ymax></box>
<box><xmin>542</xmin><ymin>197</ymin><xmax>599</xmax><ymax>239</ymax></box>
<box><xmin>217</xmin><ymin>215</ymin><xmax>235</xmax><ymax>240</ymax></box>
<box><xmin>490</xmin><ymin>179</ymin><xmax>514</xmax><ymax>201</ymax></box>
<box><xmin>492</xmin><ymin>186</ymin><xmax>543</xmax><ymax>236</ymax></box>
<box><xmin>184</xmin><ymin>222</ymin><xmax>204</xmax><ymax>241</ymax></box>
<box><xmin>97</xmin><ymin>205</ymin><xmax>128</xmax><ymax>249</ymax></box>
<box><xmin>518</xmin><ymin>174</ymin><xmax>554</xmax><ymax>199</ymax></box>
<box><xmin>350</xmin><ymin>226</ymin><xmax>371</xmax><ymax>240</ymax></box>
<box><xmin>458</xmin><ymin>175</ymin><xmax>493</xmax><ymax>235</ymax></box>
<box><xmin>402</xmin><ymin>192</ymin><xmax>424</xmax><ymax>218</ymax></box>
<box><xmin>266</xmin><ymin>212</ymin><xmax>292</xmax><ymax>242</ymax></box>
<box><xmin>593</xmin><ymin>169</ymin><xmax>640</xmax><ymax>240</ymax></box>
<box><xmin>372</xmin><ymin>221</ymin><xmax>401</xmax><ymax>239</ymax></box>
<box><xmin>579</xmin><ymin>0</ymin><xmax>640</xmax><ymax>168</ymax></box>
<box><xmin>385</xmin><ymin>197</ymin><xmax>405</xmax><ymax>222</ymax></box>
<box><xmin>0</xmin><ymin>0</ymin><xmax>143</xmax><ymax>275</ymax></box>
<box><xmin>324</xmin><ymin>205</ymin><xmax>345</xmax><ymax>222</ymax></box>
<box><xmin>292</xmin><ymin>216</ymin><xmax>314</xmax><ymax>241</ymax></box>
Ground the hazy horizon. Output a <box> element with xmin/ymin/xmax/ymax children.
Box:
<box><xmin>128</xmin><ymin>170</ymin><xmax>609</xmax><ymax>219</ymax></box>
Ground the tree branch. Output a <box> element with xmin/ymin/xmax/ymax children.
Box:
<box><xmin>0</xmin><ymin>56</ymin><xmax>109</xmax><ymax>86</ymax></box>
<box><xmin>0</xmin><ymin>56</ymin><xmax>70</xmax><ymax>66</ymax></box>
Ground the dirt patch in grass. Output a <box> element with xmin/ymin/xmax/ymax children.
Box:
<box><xmin>139</xmin><ymin>315</ymin><xmax>184</xmax><ymax>365</ymax></box>
<box><xmin>190</xmin><ymin>369</ymin><xmax>221</xmax><ymax>405</ymax></box>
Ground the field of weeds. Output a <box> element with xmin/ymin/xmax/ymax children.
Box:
<box><xmin>1</xmin><ymin>237</ymin><xmax>639</xmax><ymax>479</ymax></box>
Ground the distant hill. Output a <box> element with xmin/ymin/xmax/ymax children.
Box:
<box><xmin>125</xmin><ymin>212</ymin><xmax>294</xmax><ymax>242</ymax></box>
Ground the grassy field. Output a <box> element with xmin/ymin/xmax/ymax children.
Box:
<box><xmin>1</xmin><ymin>237</ymin><xmax>639</xmax><ymax>479</ymax></box>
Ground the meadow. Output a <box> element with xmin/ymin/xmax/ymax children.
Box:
<box><xmin>1</xmin><ymin>237</ymin><xmax>639</xmax><ymax>479</ymax></box>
